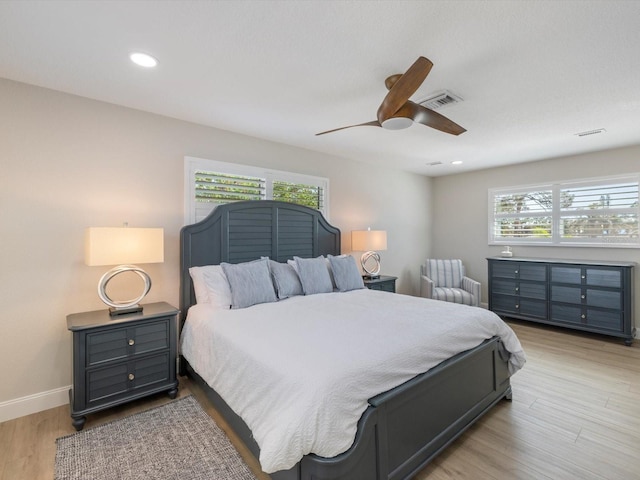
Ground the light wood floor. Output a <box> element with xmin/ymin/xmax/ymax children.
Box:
<box><xmin>2</xmin><ymin>321</ymin><xmax>640</xmax><ymax>480</ymax></box>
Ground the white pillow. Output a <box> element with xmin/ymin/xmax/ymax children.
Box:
<box><xmin>189</xmin><ymin>265</ymin><xmax>232</xmax><ymax>309</ymax></box>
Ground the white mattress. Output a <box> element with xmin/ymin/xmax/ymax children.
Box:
<box><xmin>180</xmin><ymin>289</ymin><xmax>526</xmax><ymax>474</ymax></box>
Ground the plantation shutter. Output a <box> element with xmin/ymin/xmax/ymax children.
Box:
<box><xmin>272</xmin><ymin>180</ymin><xmax>324</xmax><ymax>211</ymax></box>
<box><xmin>195</xmin><ymin>171</ymin><xmax>266</xmax><ymax>222</ymax></box>
<box><xmin>490</xmin><ymin>188</ymin><xmax>553</xmax><ymax>241</ymax></box>
<box><xmin>558</xmin><ymin>180</ymin><xmax>639</xmax><ymax>243</ymax></box>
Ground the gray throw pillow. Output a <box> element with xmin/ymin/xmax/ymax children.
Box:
<box><xmin>269</xmin><ymin>260</ymin><xmax>303</xmax><ymax>299</ymax></box>
<box><xmin>294</xmin><ymin>256</ymin><xmax>333</xmax><ymax>295</ymax></box>
<box><xmin>221</xmin><ymin>259</ymin><xmax>277</xmax><ymax>308</ymax></box>
<box><xmin>329</xmin><ymin>255</ymin><xmax>365</xmax><ymax>292</ymax></box>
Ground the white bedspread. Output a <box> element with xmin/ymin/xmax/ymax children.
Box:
<box><xmin>180</xmin><ymin>289</ymin><xmax>526</xmax><ymax>474</ymax></box>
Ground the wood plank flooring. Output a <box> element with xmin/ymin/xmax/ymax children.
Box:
<box><xmin>2</xmin><ymin>321</ymin><xmax>639</xmax><ymax>480</ymax></box>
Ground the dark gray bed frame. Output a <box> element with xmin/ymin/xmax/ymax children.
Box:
<box><xmin>179</xmin><ymin>200</ymin><xmax>513</xmax><ymax>480</ymax></box>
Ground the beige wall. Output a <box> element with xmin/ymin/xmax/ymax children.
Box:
<box><xmin>0</xmin><ymin>78</ymin><xmax>432</xmax><ymax>412</ymax></box>
<box><xmin>431</xmin><ymin>145</ymin><xmax>640</xmax><ymax>322</ymax></box>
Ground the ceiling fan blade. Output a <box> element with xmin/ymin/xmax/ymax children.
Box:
<box><xmin>404</xmin><ymin>101</ymin><xmax>466</xmax><ymax>135</ymax></box>
<box><xmin>315</xmin><ymin>120</ymin><xmax>381</xmax><ymax>136</ymax></box>
<box><xmin>377</xmin><ymin>57</ymin><xmax>433</xmax><ymax>124</ymax></box>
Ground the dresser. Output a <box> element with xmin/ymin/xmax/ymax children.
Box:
<box><xmin>67</xmin><ymin>302</ymin><xmax>179</xmax><ymax>430</ymax></box>
<box><xmin>488</xmin><ymin>257</ymin><xmax>635</xmax><ymax>345</ymax></box>
<box><xmin>363</xmin><ymin>275</ymin><xmax>397</xmax><ymax>293</ymax></box>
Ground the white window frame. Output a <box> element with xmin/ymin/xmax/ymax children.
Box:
<box><xmin>184</xmin><ymin>156</ymin><xmax>329</xmax><ymax>225</ymax></box>
<box><xmin>489</xmin><ymin>173</ymin><xmax>640</xmax><ymax>248</ymax></box>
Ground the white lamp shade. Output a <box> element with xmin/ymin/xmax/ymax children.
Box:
<box><xmin>351</xmin><ymin>230</ymin><xmax>387</xmax><ymax>252</ymax></box>
<box><xmin>85</xmin><ymin>227</ymin><xmax>164</xmax><ymax>266</ymax></box>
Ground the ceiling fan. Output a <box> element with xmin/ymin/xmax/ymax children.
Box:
<box><xmin>316</xmin><ymin>56</ymin><xmax>466</xmax><ymax>136</ymax></box>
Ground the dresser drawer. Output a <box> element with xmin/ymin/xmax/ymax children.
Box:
<box><xmin>551</xmin><ymin>285</ymin><xmax>621</xmax><ymax>310</ymax></box>
<box><xmin>491</xmin><ymin>295</ymin><xmax>547</xmax><ymax>319</ymax></box>
<box><xmin>86</xmin><ymin>318</ymin><xmax>171</xmax><ymax>366</ymax></box>
<box><xmin>550</xmin><ymin>266</ymin><xmax>582</xmax><ymax>284</ymax></box>
<box><xmin>86</xmin><ymin>352</ymin><xmax>170</xmax><ymax>406</ymax></box>
<box><xmin>550</xmin><ymin>304</ymin><xmax>622</xmax><ymax>332</ymax></box>
<box><xmin>585</xmin><ymin>268</ymin><xmax>621</xmax><ymax>288</ymax></box>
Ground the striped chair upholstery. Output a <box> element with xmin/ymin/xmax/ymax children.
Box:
<box><xmin>420</xmin><ymin>259</ymin><xmax>481</xmax><ymax>307</ymax></box>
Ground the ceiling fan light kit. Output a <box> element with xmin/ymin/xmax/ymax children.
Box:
<box><xmin>381</xmin><ymin>117</ymin><xmax>413</xmax><ymax>130</ymax></box>
<box><xmin>317</xmin><ymin>56</ymin><xmax>466</xmax><ymax>137</ymax></box>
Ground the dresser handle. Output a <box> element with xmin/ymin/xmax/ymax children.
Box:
<box><xmin>128</xmin><ymin>339</ymin><xmax>135</xmax><ymax>346</ymax></box>
<box><xmin>515</xmin><ymin>270</ymin><xmax>519</xmax><ymax>274</ymax></box>
<box><xmin>581</xmin><ymin>314</ymin><xmax>586</xmax><ymax>319</ymax></box>
<box><xmin>515</xmin><ymin>304</ymin><xmax>519</xmax><ymax>309</ymax></box>
<box><xmin>581</xmin><ymin>275</ymin><xmax>586</xmax><ymax>279</ymax></box>
<box><xmin>581</xmin><ymin>295</ymin><xmax>585</xmax><ymax>299</ymax></box>
<box><xmin>515</xmin><ymin>287</ymin><xmax>519</xmax><ymax>292</ymax></box>
<box><xmin>128</xmin><ymin>373</ymin><xmax>135</xmax><ymax>381</ymax></box>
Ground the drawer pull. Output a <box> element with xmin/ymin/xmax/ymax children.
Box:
<box><xmin>581</xmin><ymin>295</ymin><xmax>585</xmax><ymax>299</ymax></box>
<box><xmin>515</xmin><ymin>304</ymin><xmax>519</xmax><ymax>309</ymax></box>
<box><xmin>515</xmin><ymin>287</ymin><xmax>519</xmax><ymax>292</ymax></box>
<box><xmin>581</xmin><ymin>314</ymin><xmax>586</xmax><ymax>320</ymax></box>
<box><xmin>581</xmin><ymin>275</ymin><xmax>586</xmax><ymax>279</ymax></box>
<box><xmin>515</xmin><ymin>270</ymin><xmax>519</xmax><ymax>274</ymax></box>
<box><xmin>128</xmin><ymin>373</ymin><xmax>135</xmax><ymax>381</ymax></box>
<box><xmin>128</xmin><ymin>339</ymin><xmax>135</xmax><ymax>346</ymax></box>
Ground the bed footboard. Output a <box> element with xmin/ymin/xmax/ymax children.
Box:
<box><xmin>185</xmin><ymin>335</ymin><xmax>511</xmax><ymax>480</ymax></box>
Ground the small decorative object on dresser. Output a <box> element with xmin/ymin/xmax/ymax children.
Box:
<box><xmin>363</xmin><ymin>275</ymin><xmax>397</xmax><ymax>293</ymax></box>
<box><xmin>488</xmin><ymin>257</ymin><xmax>636</xmax><ymax>345</ymax></box>
<box><xmin>66</xmin><ymin>302</ymin><xmax>179</xmax><ymax>430</ymax></box>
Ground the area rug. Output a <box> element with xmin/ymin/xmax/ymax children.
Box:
<box><xmin>55</xmin><ymin>395</ymin><xmax>258</xmax><ymax>480</ymax></box>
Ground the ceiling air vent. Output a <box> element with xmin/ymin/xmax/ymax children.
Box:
<box><xmin>418</xmin><ymin>90</ymin><xmax>463</xmax><ymax>110</ymax></box>
<box><xmin>575</xmin><ymin>128</ymin><xmax>606</xmax><ymax>137</ymax></box>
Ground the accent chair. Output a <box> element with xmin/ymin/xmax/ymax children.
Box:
<box><xmin>420</xmin><ymin>259</ymin><xmax>481</xmax><ymax>306</ymax></box>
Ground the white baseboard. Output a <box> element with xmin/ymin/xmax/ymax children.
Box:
<box><xmin>0</xmin><ymin>385</ymin><xmax>70</xmax><ymax>423</ymax></box>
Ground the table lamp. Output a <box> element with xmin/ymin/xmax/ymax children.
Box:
<box><xmin>85</xmin><ymin>226</ymin><xmax>164</xmax><ymax>316</ymax></box>
<box><xmin>351</xmin><ymin>228</ymin><xmax>387</xmax><ymax>279</ymax></box>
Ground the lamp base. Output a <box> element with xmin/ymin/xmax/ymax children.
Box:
<box><xmin>360</xmin><ymin>251</ymin><xmax>381</xmax><ymax>278</ymax></box>
<box><xmin>108</xmin><ymin>304</ymin><xmax>143</xmax><ymax>317</ymax></box>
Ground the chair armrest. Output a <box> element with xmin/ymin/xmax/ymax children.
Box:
<box><xmin>420</xmin><ymin>275</ymin><xmax>434</xmax><ymax>298</ymax></box>
<box><xmin>461</xmin><ymin>276</ymin><xmax>481</xmax><ymax>305</ymax></box>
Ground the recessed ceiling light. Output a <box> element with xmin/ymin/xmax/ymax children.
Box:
<box><xmin>130</xmin><ymin>52</ymin><xmax>158</xmax><ymax>68</ymax></box>
<box><xmin>451</xmin><ymin>160</ymin><xmax>463</xmax><ymax>165</ymax></box>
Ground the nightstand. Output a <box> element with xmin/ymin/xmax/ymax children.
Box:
<box><xmin>363</xmin><ymin>275</ymin><xmax>397</xmax><ymax>293</ymax></box>
<box><xmin>66</xmin><ymin>302</ymin><xmax>179</xmax><ymax>431</ymax></box>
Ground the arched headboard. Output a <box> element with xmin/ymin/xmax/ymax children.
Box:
<box><xmin>179</xmin><ymin>200</ymin><xmax>341</xmax><ymax>320</ymax></box>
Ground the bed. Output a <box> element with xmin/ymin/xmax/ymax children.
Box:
<box><xmin>179</xmin><ymin>200</ymin><xmax>525</xmax><ymax>480</ymax></box>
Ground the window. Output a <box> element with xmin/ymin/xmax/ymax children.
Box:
<box><xmin>489</xmin><ymin>174</ymin><xmax>639</xmax><ymax>247</ymax></box>
<box><xmin>184</xmin><ymin>157</ymin><xmax>329</xmax><ymax>224</ymax></box>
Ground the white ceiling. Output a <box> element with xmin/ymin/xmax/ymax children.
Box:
<box><xmin>1</xmin><ymin>0</ymin><xmax>639</xmax><ymax>176</ymax></box>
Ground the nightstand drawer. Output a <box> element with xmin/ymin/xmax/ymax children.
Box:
<box><xmin>367</xmin><ymin>281</ymin><xmax>394</xmax><ymax>292</ymax></box>
<box><xmin>363</xmin><ymin>275</ymin><xmax>397</xmax><ymax>293</ymax></box>
<box><xmin>87</xmin><ymin>352</ymin><xmax>170</xmax><ymax>406</ymax></box>
<box><xmin>87</xmin><ymin>318</ymin><xmax>170</xmax><ymax>366</ymax></box>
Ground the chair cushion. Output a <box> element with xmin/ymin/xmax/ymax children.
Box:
<box><xmin>433</xmin><ymin>287</ymin><xmax>476</xmax><ymax>306</ymax></box>
<box><xmin>425</xmin><ymin>259</ymin><xmax>464</xmax><ymax>288</ymax></box>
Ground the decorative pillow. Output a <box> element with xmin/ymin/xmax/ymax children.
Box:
<box><xmin>221</xmin><ymin>258</ymin><xmax>278</xmax><ymax>308</ymax></box>
<box><xmin>294</xmin><ymin>256</ymin><xmax>333</xmax><ymax>295</ymax></box>
<box><xmin>328</xmin><ymin>255</ymin><xmax>365</xmax><ymax>292</ymax></box>
<box><xmin>189</xmin><ymin>265</ymin><xmax>232</xmax><ymax>308</ymax></box>
<box><xmin>269</xmin><ymin>260</ymin><xmax>303</xmax><ymax>299</ymax></box>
